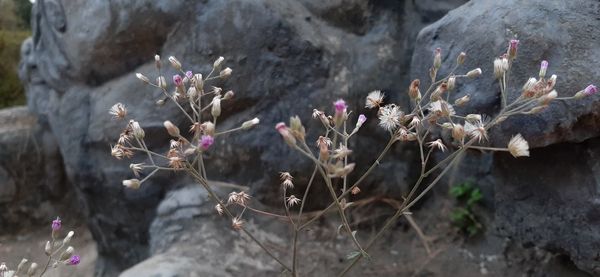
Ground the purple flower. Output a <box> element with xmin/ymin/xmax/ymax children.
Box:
<box><xmin>540</xmin><ymin>60</ymin><xmax>548</xmax><ymax>70</ymax></box>
<box><xmin>333</xmin><ymin>99</ymin><xmax>347</xmax><ymax>114</ymax></box>
<box><xmin>358</xmin><ymin>114</ymin><xmax>366</xmax><ymax>125</ymax></box>
<box><xmin>52</xmin><ymin>217</ymin><xmax>61</xmax><ymax>231</ymax></box>
<box><xmin>68</xmin><ymin>255</ymin><xmax>80</xmax><ymax>265</ymax></box>
<box><xmin>173</xmin><ymin>74</ymin><xmax>183</xmax><ymax>86</ymax></box>
<box><xmin>200</xmin><ymin>135</ymin><xmax>214</xmax><ymax>150</ymax></box>
<box><xmin>584</xmin><ymin>84</ymin><xmax>598</xmax><ymax>96</ymax></box>
<box><xmin>508</xmin><ymin>39</ymin><xmax>519</xmax><ymax>58</ymax></box>
<box><xmin>185</xmin><ymin>71</ymin><xmax>193</xmax><ymax>79</ymax></box>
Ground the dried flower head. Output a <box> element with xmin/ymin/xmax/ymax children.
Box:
<box><xmin>129</xmin><ymin>163</ymin><xmax>144</xmax><ymax>177</ymax></box>
<box><xmin>351</xmin><ymin>186</ymin><xmax>361</xmax><ymax>195</ymax></box>
<box><xmin>215</xmin><ymin>204</ymin><xmax>224</xmax><ymax>216</ymax></box>
<box><xmin>508</xmin><ymin>134</ymin><xmax>530</xmax><ymax>157</ymax></box>
<box><xmin>280</xmin><ymin>172</ymin><xmax>293</xmax><ymax>181</ymax></box>
<box><xmin>427</xmin><ymin>139</ymin><xmax>447</xmax><ymax>152</ymax></box>
<box><xmin>164</xmin><ymin>121</ymin><xmax>181</xmax><ymax>137</ymax></box>
<box><xmin>365</xmin><ymin>90</ymin><xmax>384</xmax><ymax>109</ymax></box>
<box><xmin>122</xmin><ymin>179</ymin><xmax>141</xmax><ymax>189</ymax></box>
<box><xmin>464</xmin><ymin>120</ymin><xmax>487</xmax><ymax>142</ymax></box>
<box><xmin>167</xmin><ymin>150</ymin><xmax>186</xmax><ymax>170</ymax></box>
<box><xmin>228</xmin><ymin>191</ymin><xmax>251</xmax><ymax>206</ymax></box>
<box><xmin>378</xmin><ymin>104</ymin><xmax>402</xmax><ymax>132</ymax></box>
<box><xmin>109</xmin><ymin>103</ymin><xmax>127</xmax><ymax>120</ymax></box>
<box><xmin>286</xmin><ymin>195</ymin><xmax>301</xmax><ymax>207</ymax></box>
<box><xmin>231</xmin><ymin>217</ymin><xmax>243</xmax><ymax>230</ymax></box>
<box><xmin>408</xmin><ymin>79</ymin><xmax>421</xmax><ymax>100</ymax></box>
<box><xmin>332</xmin><ymin>145</ymin><xmax>353</xmax><ymax>159</ymax></box>
<box><xmin>508</xmin><ymin>39</ymin><xmax>519</xmax><ymax>59</ymax></box>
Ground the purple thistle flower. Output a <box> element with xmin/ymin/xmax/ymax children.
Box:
<box><xmin>68</xmin><ymin>255</ymin><xmax>80</xmax><ymax>266</ymax></box>
<box><xmin>173</xmin><ymin>74</ymin><xmax>183</xmax><ymax>86</ymax></box>
<box><xmin>185</xmin><ymin>71</ymin><xmax>193</xmax><ymax>79</ymax></box>
<box><xmin>52</xmin><ymin>217</ymin><xmax>61</xmax><ymax>231</ymax></box>
<box><xmin>584</xmin><ymin>84</ymin><xmax>598</xmax><ymax>96</ymax></box>
<box><xmin>200</xmin><ymin>135</ymin><xmax>214</xmax><ymax>150</ymax></box>
<box><xmin>333</xmin><ymin>99</ymin><xmax>347</xmax><ymax>114</ymax></box>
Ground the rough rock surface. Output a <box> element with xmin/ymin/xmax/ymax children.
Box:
<box><xmin>0</xmin><ymin>106</ymin><xmax>68</xmax><ymax>231</ymax></box>
<box><xmin>18</xmin><ymin>0</ymin><xmax>467</xmax><ymax>274</ymax></box>
<box><xmin>410</xmin><ymin>0</ymin><xmax>600</xmax><ymax>274</ymax></box>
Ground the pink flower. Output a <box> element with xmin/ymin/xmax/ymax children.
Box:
<box><xmin>275</xmin><ymin>122</ymin><xmax>296</xmax><ymax>145</ymax></box>
<box><xmin>51</xmin><ymin>217</ymin><xmax>61</xmax><ymax>231</ymax></box>
<box><xmin>68</xmin><ymin>255</ymin><xmax>80</xmax><ymax>265</ymax></box>
<box><xmin>200</xmin><ymin>135</ymin><xmax>214</xmax><ymax>150</ymax></box>
<box><xmin>357</xmin><ymin>114</ymin><xmax>367</xmax><ymax>125</ymax></box>
<box><xmin>173</xmin><ymin>74</ymin><xmax>183</xmax><ymax>86</ymax></box>
<box><xmin>540</xmin><ymin>60</ymin><xmax>548</xmax><ymax>70</ymax></box>
<box><xmin>508</xmin><ymin>39</ymin><xmax>519</xmax><ymax>58</ymax></box>
<box><xmin>185</xmin><ymin>71</ymin><xmax>193</xmax><ymax>79</ymax></box>
<box><xmin>333</xmin><ymin>99</ymin><xmax>347</xmax><ymax>114</ymax></box>
<box><xmin>584</xmin><ymin>84</ymin><xmax>598</xmax><ymax>96</ymax></box>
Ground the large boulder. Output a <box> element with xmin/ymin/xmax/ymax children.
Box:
<box><xmin>410</xmin><ymin>0</ymin><xmax>600</xmax><ymax>274</ymax></box>
<box><xmin>19</xmin><ymin>0</ymin><xmax>468</xmax><ymax>275</ymax></box>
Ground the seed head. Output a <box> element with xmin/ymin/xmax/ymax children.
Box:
<box><xmin>508</xmin><ymin>134</ymin><xmax>529</xmax><ymax>157</ymax></box>
<box><xmin>365</xmin><ymin>90</ymin><xmax>384</xmax><ymax>109</ymax></box>
<box><xmin>378</xmin><ymin>104</ymin><xmax>402</xmax><ymax>132</ymax></box>
<box><xmin>231</xmin><ymin>217</ymin><xmax>243</xmax><ymax>230</ymax></box>
<box><xmin>286</xmin><ymin>195</ymin><xmax>301</xmax><ymax>207</ymax></box>
<box><xmin>109</xmin><ymin>103</ymin><xmax>127</xmax><ymax>120</ymax></box>
<box><xmin>129</xmin><ymin>163</ymin><xmax>144</xmax><ymax>178</ymax></box>
<box><xmin>427</xmin><ymin>139</ymin><xmax>447</xmax><ymax>152</ymax></box>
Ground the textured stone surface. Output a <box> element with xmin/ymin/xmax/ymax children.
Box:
<box><xmin>410</xmin><ymin>0</ymin><xmax>600</xmax><ymax>274</ymax></box>
<box><xmin>19</xmin><ymin>0</ymin><xmax>467</xmax><ymax>274</ymax></box>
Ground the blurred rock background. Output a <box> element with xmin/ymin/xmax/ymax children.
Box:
<box><xmin>1</xmin><ymin>0</ymin><xmax>599</xmax><ymax>276</ymax></box>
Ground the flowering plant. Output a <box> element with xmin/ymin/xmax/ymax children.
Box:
<box><xmin>112</xmin><ymin>39</ymin><xmax>596</xmax><ymax>276</ymax></box>
<box><xmin>0</xmin><ymin>217</ymin><xmax>80</xmax><ymax>277</ymax></box>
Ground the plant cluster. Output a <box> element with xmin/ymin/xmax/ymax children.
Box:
<box><xmin>0</xmin><ymin>217</ymin><xmax>80</xmax><ymax>277</ymax></box>
<box><xmin>111</xmin><ymin>39</ymin><xmax>596</xmax><ymax>276</ymax></box>
<box><xmin>449</xmin><ymin>181</ymin><xmax>483</xmax><ymax>237</ymax></box>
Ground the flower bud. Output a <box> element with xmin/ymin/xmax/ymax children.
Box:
<box><xmin>466</xmin><ymin>68</ymin><xmax>482</xmax><ymax>78</ymax></box>
<box><xmin>202</xmin><ymin>121</ymin><xmax>215</xmax><ymax>136</ymax></box>
<box><xmin>223</xmin><ymin>90</ymin><xmax>234</xmax><ymax>100</ymax></box>
<box><xmin>17</xmin><ymin>259</ymin><xmax>28</xmax><ymax>272</ymax></box>
<box><xmin>447</xmin><ymin>76</ymin><xmax>456</xmax><ymax>91</ymax></box>
<box><xmin>466</xmin><ymin>114</ymin><xmax>482</xmax><ymax>122</ymax></box>
<box><xmin>539</xmin><ymin>60</ymin><xmax>548</xmax><ymax>79</ymax></box>
<box><xmin>60</xmin><ymin>247</ymin><xmax>74</xmax><ymax>261</ymax></box>
<box><xmin>187</xmin><ymin>87</ymin><xmax>198</xmax><ymax>99</ymax></box>
<box><xmin>275</xmin><ymin>122</ymin><xmax>296</xmax><ymax>146</ymax></box>
<box><xmin>135</xmin><ymin>73</ymin><xmax>150</xmax><ymax>83</ymax></box>
<box><xmin>213</xmin><ymin>56</ymin><xmax>224</xmax><ymax>68</ymax></box>
<box><xmin>219</xmin><ymin>67</ymin><xmax>232</xmax><ymax>78</ymax></box>
<box><xmin>156</xmin><ymin>99</ymin><xmax>166</xmax><ymax>106</ymax></box>
<box><xmin>408</xmin><ymin>79</ymin><xmax>421</xmax><ymax>100</ymax></box>
<box><xmin>45</xmin><ymin>241</ymin><xmax>52</xmax><ymax>255</ymax></box>
<box><xmin>433</xmin><ymin>48</ymin><xmax>442</xmax><ymax>69</ymax></box>
<box><xmin>63</xmin><ymin>231</ymin><xmax>74</xmax><ymax>245</ymax></box>
<box><xmin>538</xmin><ymin>90</ymin><xmax>557</xmax><ymax>105</ymax></box>
<box><xmin>354</xmin><ymin>114</ymin><xmax>367</xmax><ymax>132</ymax></box>
<box><xmin>289</xmin><ymin>116</ymin><xmax>305</xmax><ymax>140</ymax></box>
<box><xmin>27</xmin><ymin>263</ymin><xmax>38</xmax><ymax>276</ymax></box>
<box><xmin>457</xmin><ymin>52</ymin><xmax>466</xmax><ymax>65</ymax></box>
<box><xmin>122</xmin><ymin>179</ymin><xmax>141</xmax><ymax>189</ymax></box>
<box><xmin>168</xmin><ymin>56</ymin><xmax>182</xmax><ymax>70</ymax></box>
<box><xmin>211</xmin><ymin>96</ymin><xmax>222</xmax><ymax>118</ymax></box>
<box><xmin>193</xmin><ymin>74</ymin><xmax>204</xmax><ymax>92</ymax></box>
<box><xmin>164</xmin><ymin>121</ymin><xmax>180</xmax><ymax>137</ymax></box>
<box><xmin>493</xmin><ymin>58</ymin><xmax>508</xmax><ymax>79</ymax></box>
<box><xmin>547</xmin><ymin>74</ymin><xmax>557</xmax><ymax>91</ymax></box>
<box><xmin>154</xmin><ymin>54</ymin><xmax>161</xmax><ymax>69</ymax></box>
<box><xmin>455</xmin><ymin>94</ymin><xmax>470</xmax><ymax>106</ymax></box>
<box><xmin>451</xmin><ymin>124</ymin><xmax>465</xmax><ymax>141</ymax></box>
<box><xmin>507</xmin><ymin>39</ymin><xmax>519</xmax><ymax>59</ymax></box>
<box><xmin>157</xmin><ymin>76</ymin><xmax>167</xmax><ymax>89</ymax></box>
<box><xmin>241</xmin><ymin>118</ymin><xmax>260</xmax><ymax>130</ymax></box>
<box><xmin>199</xmin><ymin>135</ymin><xmax>214</xmax><ymax>151</ymax></box>
<box><xmin>131</xmin><ymin>120</ymin><xmax>145</xmax><ymax>139</ymax></box>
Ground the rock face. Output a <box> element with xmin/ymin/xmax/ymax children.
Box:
<box><xmin>19</xmin><ymin>0</ymin><xmax>468</xmax><ymax>275</ymax></box>
<box><xmin>410</xmin><ymin>0</ymin><xmax>600</xmax><ymax>274</ymax></box>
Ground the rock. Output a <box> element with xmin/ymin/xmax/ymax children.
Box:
<box><xmin>409</xmin><ymin>0</ymin><xmax>600</xmax><ymax>274</ymax></box>
<box><xmin>0</xmin><ymin>106</ymin><xmax>68</xmax><ymax>231</ymax></box>
<box><xmin>19</xmin><ymin>0</ymin><xmax>467</xmax><ymax>274</ymax></box>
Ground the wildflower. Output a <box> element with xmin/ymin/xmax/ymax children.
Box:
<box><xmin>508</xmin><ymin>134</ymin><xmax>529</xmax><ymax>157</ymax></box>
<box><xmin>275</xmin><ymin>122</ymin><xmax>296</xmax><ymax>146</ymax></box>
<box><xmin>185</xmin><ymin>71</ymin><xmax>193</xmax><ymax>80</ymax></box>
<box><xmin>164</xmin><ymin>121</ymin><xmax>181</xmax><ymax>137</ymax></box>
<box><xmin>493</xmin><ymin>57</ymin><xmax>508</xmax><ymax>79</ymax></box>
<box><xmin>433</xmin><ymin>48</ymin><xmax>442</xmax><ymax>69</ymax></box>
<box><xmin>219</xmin><ymin>67</ymin><xmax>232</xmax><ymax>78</ymax></box>
<box><xmin>584</xmin><ymin>84</ymin><xmax>598</xmax><ymax>96</ymax></box>
<box><xmin>122</xmin><ymin>179</ymin><xmax>141</xmax><ymax>189</ymax></box>
<box><xmin>173</xmin><ymin>74</ymin><xmax>183</xmax><ymax>87</ymax></box>
<box><xmin>231</xmin><ymin>217</ymin><xmax>243</xmax><ymax>230</ymax></box>
<box><xmin>334</xmin><ymin>99</ymin><xmax>347</xmax><ymax>114</ymax></box>
<box><xmin>67</xmin><ymin>255</ymin><xmax>81</xmax><ymax>266</ymax></box>
<box><xmin>129</xmin><ymin>163</ymin><xmax>144</xmax><ymax>177</ymax></box>
<box><xmin>213</xmin><ymin>56</ymin><xmax>225</xmax><ymax>68</ymax></box>
<box><xmin>466</xmin><ymin>68</ymin><xmax>482</xmax><ymax>78</ymax></box>
<box><xmin>286</xmin><ymin>195</ymin><xmax>301</xmax><ymax>207</ymax></box>
<box><xmin>427</xmin><ymin>139</ymin><xmax>447</xmax><ymax>152</ymax></box>
<box><xmin>351</xmin><ymin>186</ymin><xmax>361</xmax><ymax>195</ymax></box>
<box><xmin>408</xmin><ymin>79</ymin><xmax>421</xmax><ymax>100</ymax></box>
<box><xmin>354</xmin><ymin>114</ymin><xmax>367</xmax><ymax>129</ymax></box>
<box><xmin>52</xmin><ymin>217</ymin><xmax>62</xmax><ymax>231</ymax></box>
<box><xmin>241</xmin><ymin>117</ymin><xmax>260</xmax><ymax>130</ymax></box>
<box><xmin>131</xmin><ymin>120</ymin><xmax>144</xmax><ymax>139</ymax></box>
<box><xmin>332</xmin><ymin>145</ymin><xmax>352</xmax><ymax>159</ymax></box>
<box><xmin>135</xmin><ymin>73</ymin><xmax>150</xmax><ymax>83</ymax></box>
<box><xmin>378</xmin><ymin>104</ymin><xmax>402</xmax><ymax>132</ymax></box>
<box><xmin>168</xmin><ymin>56</ymin><xmax>182</xmax><ymax>70</ymax></box>
<box><xmin>228</xmin><ymin>191</ymin><xmax>251</xmax><ymax>206</ymax></box>
<box><xmin>365</xmin><ymin>90</ymin><xmax>384</xmax><ymax>109</ymax></box>
<box><xmin>215</xmin><ymin>204</ymin><xmax>224</xmax><ymax>216</ymax></box>
<box><xmin>457</xmin><ymin>51</ymin><xmax>466</xmax><ymax>65</ymax></box>
<box><xmin>109</xmin><ymin>103</ymin><xmax>127</xmax><ymax>120</ymax></box>
<box><xmin>200</xmin><ymin>135</ymin><xmax>214</xmax><ymax>150</ymax></box>
<box><xmin>455</xmin><ymin>94</ymin><xmax>470</xmax><ymax>106</ymax></box>
<box><xmin>464</xmin><ymin>120</ymin><xmax>487</xmax><ymax>142</ymax></box>
<box><xmin>211</xmin><ymin>96</ymin><xmax>222</xmax><ymax>118</ymax></box>
<box><xmin>507</xmin><ymin>39</ymin><xmax>519</xmax><ymax>59</ymax></box>
<box><xmin>539</xmin><ymin>60</ymin><xmax>548</xmax><ymax>78</ymax></box>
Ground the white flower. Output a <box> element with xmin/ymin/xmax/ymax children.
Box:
<box><xmin>464</xmin><ymin>120</ymin><xmax>487</xmax><ymax>142</ymax></box>
<box><xmin>365</xmin><ymin>90</ymin><xmax>384</xmax><ymax>109</ymax></box>
<box><xmin>378</xmin><ymin>104</ymin><xmax>402</xmax><ymax>131</ymax></box>
<box><xmin>508</xmin><ymin>134</ymin><xmax>529</xmax><ymax>157</ymax></box>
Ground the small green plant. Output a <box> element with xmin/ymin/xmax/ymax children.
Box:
<box><xmin>449</xmin><ymin>182</ymin><xmax>483</xmax><ymax>237</ymax></box>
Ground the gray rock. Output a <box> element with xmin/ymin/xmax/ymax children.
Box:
<box><xmin>19</xmin><ymin>0</ymin><xmax>466</xmax><ymax>274</ymax></box>
<box><xmin>410</xmin><ymin>0</ymin><xmax>600</xmax><ymax>274</ymax></box>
